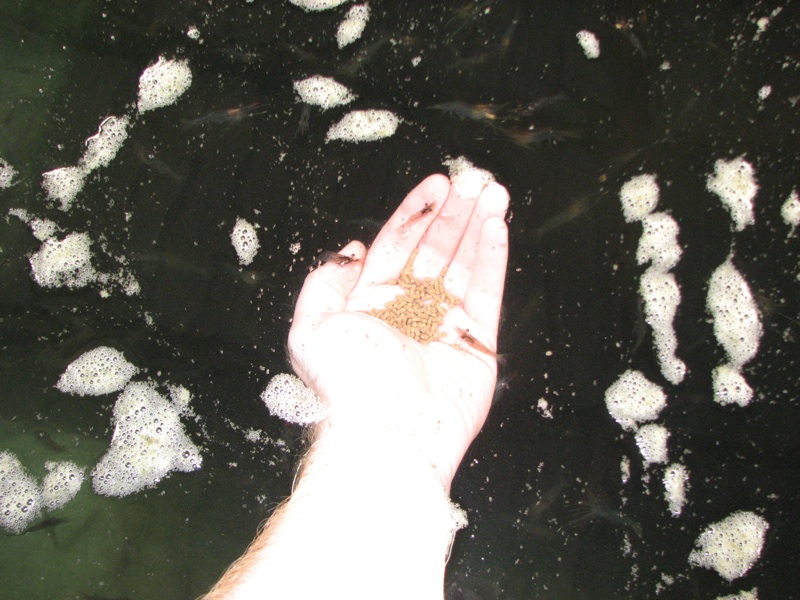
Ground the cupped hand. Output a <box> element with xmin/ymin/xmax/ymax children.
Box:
<box><xmin>288</xmin><ymin>171</ymin><xmax>509</xmax><ymax>487</ymax></box>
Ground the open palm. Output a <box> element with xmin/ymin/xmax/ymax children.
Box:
<box><xmin>288</xmin><ymin>171</ymin><xmax>509</xmax><ymax>486</ymax></box>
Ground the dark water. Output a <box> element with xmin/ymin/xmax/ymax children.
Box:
<box><xmin>0</xmin><ymin>1</ymin><xmax>798</xmax><ymax>598</ymax></box>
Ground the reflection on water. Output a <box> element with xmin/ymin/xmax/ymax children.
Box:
<box><xmin>1</xmin><ymin>0</ymin><xmax>799</xmax><ymax>598</ymax></box>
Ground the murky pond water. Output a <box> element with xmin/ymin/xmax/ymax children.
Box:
<box><xmin>1</xmin><ymin>1</ymin><xmax>798</xmax><ymax>598</ymax></box>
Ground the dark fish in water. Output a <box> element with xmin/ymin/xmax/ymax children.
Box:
<box><xmin>317</xmin><ymin>251</ymin><xmax>362</xmax><ymax>266</ymax></box>
<box><xmin>499</xmin><ymin>124</ymin><xmax>582</xmax><ymax>147</ymax></box>
<box><xmin>180</xmin><ymin>101</ymin><xmax>267</xmax><ymax>129</ymax></box>
<box><xmin>21</xmin><ymin>516</ymin><xmax>68</xmax><ymax>535</ymax></box>
<box><xmin>512</xmin><ymin>92</ymin><xmax>569</xmax><ymax>117</ymax></box>
<box><xmin>564</xmin><ymin>491</ymin><xmax>643</xmax><ymax>538</ymax></box>
<box><xmin>427</xmin><ymin>101</ymin><xmax>504</xmax><ymax>126</ymax></box>
<box><xmin>34</xmin><ymin>429</ymin><xmax>66</xmax><ymax>453</ymax></box>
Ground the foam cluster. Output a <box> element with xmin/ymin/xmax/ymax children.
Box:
<box><xmin>29</xmin><ymin>232</ymin><xmax>97</xmax><ymax>289</ymax></box>
<box><xmin>0</xmin><ymin>158</ymin><xmax>17</xmax><ymax>188</ymax></box>
<box><xmin>663</xmin><ymin>463</ymin><xmax>689</xmax><ymax>516</ymax></box>
<box><xmin>637</xmin><ymin>212</ymin><xmax>682</xmax><ymax>271</ymax></box>
<box><xmin>619</xmin><ymin>173</ymin><xmax>660</xmax><ymax>223</ymax></box>
<box><xmin>261</xmin><ymin>373</ymin><xmax>327</xmax><ymax>425</ymax></box>
<box><xmin>137</xmin><ymin>56</ymin><xmax>193</xmax><ymax>114</ymax></box>
<box><xmin>639</xmin><ymin>269</ymin><xmax>686</xmax><ymax>385</ymax></box>
<box><xmin>289</xmin><ymin>0</ymin><xmax>352</xmax><ymax>11</ymax></box>
<box><xmin>706</xmin><ymin>260</ymin><xmax>762</xmax><ymax>405</ymax></box>
<box><xmin>0</xmin><ymin>452</ymin><xmax>43</xmax><ymax>534</ymax></box>
<box><xmin>443</xmin><ymin>155</ymin><xmax>496</xmax><ymax>186</ymax></box>
<box><xmin>336</xmin><ymin>3</ymin><xmax>370</xmax><ymax>48</ymax></box>
<box><xmin>634</xmin><ymin>423</ymin><xmax>669</xmax><ymax>465</ymax></box>
<box><xmin>56</xmin><ymin>346</ymin><xmax>139</xmax><ymax>396</ymax></box>
<box><xmin>689</xmin><ymin>511</ymin><xmax>768</xmax><ymax>581</ymax></box>
<box><xmin>42</xmin><ymin>166</ymin><xmax>87</xmax><ymax>211</ymax></box>
<box><xmin>231</xmin><ymin>218</ymin><xmax>260</xmax><ymax>266</ymax></box>
<box><xmin>706</xmin><ymin>156</ymin><xmax>758</xmax><ymax>231</ymax></box>
<box><xmin>92</xmin><ymin>382</ymin><xmax>202</xmax><ymax>497</ymax></box>
<box><xmin>576</xmin><ymin>30</ymin><xmax>600</xmax><ymax>59</ymax></box>
<box><xmin>326</xmin><ymin>109</ymin><xmax>401</xmax><ymax>143</ymax></box>
<box><xmin>80</xmin><ymin>115</ymin><xmax>131</xmax><ymax>171</ymax></box>
<box><xmin>780</xmin><ymin>189</ymin><xmax>799</xmax><ymax>235</ymax></box>
<box><xmin>42</xmin><ymin>461</ymin><xmax>85</xmax><ymax>510</ymax></box>
<box><xmin>294</xmin><ymin>76</ymin><xmax>356</xmax><ymax>110</ymax></box>
<box><xmin>604</xmin><ymin>370</ymin><xmax>667</xmax><ymax>431</ymax></box>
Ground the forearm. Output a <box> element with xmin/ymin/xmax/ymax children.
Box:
<box><xmin>202</xmin><ymin>423</ymin><xmax>466</xmax><ymax>600</ymax></box>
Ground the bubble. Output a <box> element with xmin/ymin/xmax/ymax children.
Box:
<box><xmin>42</xmin><ymin>461</ymin><xmax>85</xmax><ymax>510</ymax></box>
<box><xmin>56</xmin><ymin>346</ymin><xmax>139</xmax><ymax>396</ymax></box>
<box><xmin>604</xmin><ymin>370</ymin><xmax>667</xmax><ymax>431</ymax></box>
<box><xmin>80</xmin><ymin>115</ymin><xmax>131</xmax><ymax>172</ymax></box>
<box><xmin>706</xmin><ymin>156</ymin><xmax>758</xmax><ymax>231</ymax></box>
<box><xmin>261</xmin><ymin>373</ymin><xmax>327</xmax><ymax>425</ymax></box>
<box><xmin>293</xmin><ymin>75</ymin><xmax>356</xmax><ymax>111</ymax></box>
<box><xmin>576</xmin><ymin>30</ymin><xmax>600</xmax><ymax>59</ymax></box>
<box><xmin>137</xmin><ymin>56</ymin><xmax>192</xmax><ymax>114</ymax></box>
<box><xmin>0</xmin><ymin>158</ymin><xmax>18</xmax><ymax>188</ymax></box>
<box><xmin>230</xmin><ymin>218</ymin><xmax>260</xmax><ymax>266</ymax></box>
<box><xmin>336</xmin><ymin>4</ymin><xmax>370</xmax><ymax>49</ymax></box>
<box><xmin>41</xmin><ymin>166</ymin><xmax>88</xmax><ymax>211</ymax></box>
<box><xmin>634</xmin><ymin>423</ymin><xmax>669</xmax><ymax>465</ymax></box>
<box><xmin>326</xmin><ymin>109</ymin><xmax>401</xmax><ymax>143</ymax></box>
<box><xmin>0</xmin><ymin>452</ymin><xmax>43</xmax><ymax>534</ymax></box>
<box><xmin>689</xmin><ymin>511</ymin><xmax>768</xmax><ymax>581</ymax></box>
<box><xmin>663</xmin><ymin>463</ymin><xmax>689</xmax><ymax>517</ymax></box>
<box><xmin>289</xmin><ymin>0</ymin><xmax>353</xmax><ymax>11</ymax></box>
<box><xmin>29</xmin><ymin>232</ymin><xmax>97</xmax><ymax>289</ymax></box>
<box><xmin>619</xmin><ymin>173</ymin><xmax>659</xmax><ymax>223</ymax></box>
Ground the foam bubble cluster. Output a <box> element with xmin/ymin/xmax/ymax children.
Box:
<box><xmin>707</xmin><ymin>260</ymin><xmax>762</xmax><ymax>368</ymax></box>
<box><xmin>336</xmin><ymin>3</ymin><xmax>370</xmax><ymax>48</ymax></box>
<box><xmin>231</xmin><ymin>218</ymin><xmax>260</xmax><ymax>266</ymax></box>
<box><xmin>576</xmin><ymin>30</ymin><xmax>600</xmax><ymax>59</ymax></box>
<box><xmin>56</xmin><ymin>346</ymin><xmax>139</xmax><ymax>396</ymax></box>
<box><xmin>619</xmin><ymin>173</ymin><xmax>659</xmax><ymax>222</ymax></box>
<box><xmin>80</xmin><ymin>115</ymin><xmax>131</xmax><ymax>171</ymax></box>
<box><xmin>293</xmin><ymin>75</ymin><xmax>356</xmax><ymax>110</ymax></box>
<box><xmin>29</xmin><ymin>232</ymin><xmax>97</xmax><ymax>289</ymax></box>
<box><xmin>604</xmin><ymin>369</ymin><xmax>667</xmax><ymax>431</ymax></box>
<box><xmin>261</xmin><ymin>373</ymin><xmax>327</xmax><ymax>425</ymax></box>
<box><xmin>42</xmin><ymin>461</ymin><xmax>85</xmax><ymax>510</ymax></box>
<box><xmin>42</xmin><ymin>166</ymin><xmax>87</xmax><ymax>211</ymax></box>
<box><xmin>443</xmin><ymin>155</ymin><xmax>496</xmax><ymax>185</ymax></box>
<box><xmin>711</xmin><ymin>363</ymin><xmax>755</xmax><ymax>407</ymax></box>
<box><xmin>326</xmin><ymin>109</ymin><xmax>400</xmax><ymax>143</ymax></box>
<box><xmin>781</xmin><ymin>188</ymin><xmax>800</xmax><ymax>235</ymax></box>
<box><xmin>137</xmin><ymin>56</ymin><xmax>193</xmax><ymax>114</ymax></box>
<box><xmin>663</xmin><ymin>463</ymin><xmax>689</xmax><ymax>516</ymax></box>
<box><xmin>0</xmin><ymin>452</ymin><xmax>43</xmax><ymax>534</ymax></box>
<box><xmin>689</xmin><ymin>511</ymin><xmax>768</xmax><ymax>581</ymax></box>
<box><xmin>707</xmin><ymin>156</ymin><xmax>758</xmax><ymax>231</ymax></box>
<box><xmin>639</xmin><ymin>269</ymin><xmax>686</xmax><ymax>385</ymax></box>
<box><xmin>634</xmin><ymin>423</ymin><xmax>669</xmax><ymax>465</ymax></box>
<box><xmin>0</xmin><ymin>158</ymin><xmax>17</xmax><ymax>188</ymax></box>
<box><xmin>92</xmin><ymin>382</ymin><xmax>202</xmax><ymax>497</ymax></box>
<box><xmin>289</xmin><ymin>0</ymin><xmax>352</xmax><ymax>11</ymax></box>
<box><xmin>637</xmin><ymin>212</ymin><xmax>682</xmax><ymax>271</ymax></box>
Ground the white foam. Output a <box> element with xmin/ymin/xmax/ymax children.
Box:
<box><xmin>80</xmin><ymin>115</ymin><xmax>131</xmax><ymax>172</ymax></box>
<box><xmin>0</xmin><ymin>452</ymin><xmax>43</xmax><ymax>534</ymax></box>
<box><xmin>639</xmin><ymin>268</ymin><xmax>686</xmax><ymax>384</ymax></box>
<box><xmin>637</xmin><ymin>212</ymin><xmax>682</xmax><ymax>271</ymax></box>
<box><xmin>443</xmin><ymin>155</ymin><xmax>496</xmax><ymax>185</ymax></box>
<box><xmin>137</xmin><ymin>56</ymin><xmax>193</xmax><ymax>114</ymax></box>
<box><xmin>663</xmin><ymin>463</ymin><xmax>689</xmax><ymax>516</ymax></box>
<box><xmin>42</xmin><ymin>461</ymin><xmax>85</xmax><ymax>510</ymax></box>
<box><xmin>707</xmin><ymin>156</ymin><xmax>758</xmax><ymax>231</ymax></box>
<box><xmin>336</xmin><ymin>3</ymin><xmax>370</xmax><ymax>49</ymax></box>
<box><xmin>780</xmin><ymin>188</ymin><xmax>800</xmax><ymax>235</ymax></box>
<box><xmin>293</xmin><ymin>75</ymin><xmax>356</xmax><ymax>110</ymax></box>
<box><xmin>0</xmin><ymin>158</ymin><xmax>17</xmax><ymax>188</ymax></box>
<box><xmin>634</xmin><ymin>423</ymin><xmax>669</xmax><ymax>465</ymax></box>
<box><xmin>716</xmin><ymin>589</ymin><xmax>758</xmax><ymax>600</ymax></box>
<box><xmin>576</xmin><ymin>30</ymin><xmax>600</xmax><ymax>59</ymax></box>
<box><xmin>42</xmin><ymin>165</ymin><xmax>88</xmax><ymax>211</ymax></box>
<box><xmin>326</xmin><ymin>109</ymin><xmax>401</xmax><ymax>143</ymax></box>
<box><xmin>604</xmin><ymin>370</ymin><xmax>667</xmax><ymax>431</ymax></box>
<box><xmin>29</xmin><ymin>232</ymin><xmax>97</xmax><ymax>289</ymax></box>
<box><xmin>289</xmin><ymin>0</ymin><xmax>353</xmax><ymax>11</ymax></box>
<box><xmin>707</xmin><ymin>260</ymin><xmax>763</xmax><ymax>368</ymax></box>
<box><xmin>712</xmin><ymin>363</ymin><xmax>754</xmax><ymax>407</ymax></box>
<box><xmin>261</xmin><ymin>373</ymin><xmax>327</xmax><ymax>425</ymax></box>
<box><xmin>231</xmin><ymin>218</ymin><xmax>260</xmax><ymax>266</ymax></box>
<box><xmin>619</xmin><ymin>173</ymin><xmax>659</xmax><ymax>223</ymax></box>
<box><xmin>689</xmin><ymin>511</ymin><xmax>768</xmax><ymax>581</ymax></box>
<box><xmin>56</xmin><ymin>346</ymin><xmax>139</xmax><ymax>396</ymax></box>
<box><xmin>92</xmin><ymin>381</ymin><xmax>202</xmax><ymax>497</ymax></box>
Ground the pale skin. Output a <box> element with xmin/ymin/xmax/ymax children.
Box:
<box><xmin>201</xmin><ymin>171</ymin><xmax>509</xmax><ymax>600</ymax></box>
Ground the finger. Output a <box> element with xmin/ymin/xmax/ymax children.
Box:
<box><xmin>412</xmin><ymin>168</ymin><xmax>493</xmax><ymax>278</ymax></box>
<box><xmin>292</xmin><ymin>240</ymin><xmax>367</xmax><ymax>330</ymax></box>
<box><xmin>461</xmin><ymin>216</ymin><xmax>509</xmax><ymax>338</ymax></box>
<box><xmin>357</xmin><ymin>174</ymin><xmax>450</xmax><ymax>287</ymax></box>
<box><xmin>445</xmin><ymin>181</ymin><xmax>510</xmax><ymax>300</ymax></box>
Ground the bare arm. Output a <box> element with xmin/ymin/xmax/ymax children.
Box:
<box><xmin>202</xmin><ymin>171</ymin><xmax>510</xmax><ymax>599</ymax></box>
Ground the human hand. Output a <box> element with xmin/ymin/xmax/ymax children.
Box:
<box><xmin>288</xmin><ymin>170</ymin><xmax>509</xmax><ymax>487</ymax></box>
